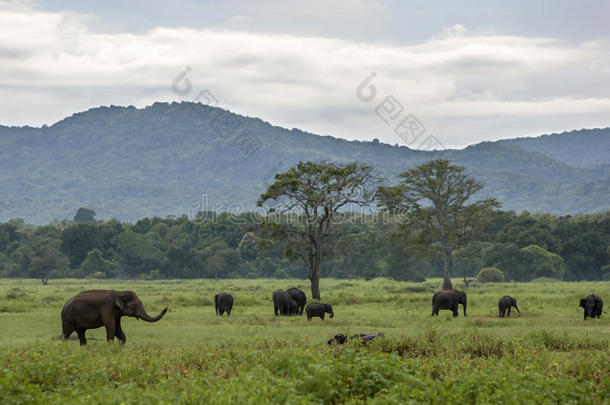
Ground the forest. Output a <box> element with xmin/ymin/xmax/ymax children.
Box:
<box><xmin>1</xmin><ymin>208</ymin><xmax>608</xmax><ymax>284</ymax></box>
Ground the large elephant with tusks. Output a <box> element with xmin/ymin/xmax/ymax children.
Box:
<box><xmin>431</xmin><ymin>290</ymin><xmax>467</xmax><ymax>317</ymax></box>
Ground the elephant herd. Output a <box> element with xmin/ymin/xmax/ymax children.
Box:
<box><xmin>431</xmin><ymin>290</ymin><xmax>603</xmax><ymax>320</ymax></box>
<box><xmin>430</xmin><ymin>290</ymin><xmax>522</xmax><ymax>318</ymax></box>
<box><xmin>59</xmin><ymin>288</ymin><xmax>604</xmax><ymax>346</ymax></box>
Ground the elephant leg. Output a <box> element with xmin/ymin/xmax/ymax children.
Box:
<box><xmin>452</xmin><ymin>305</ymin><xmax>459</xmax><ymax>317</ymax></box>
<box><xmin>507</xmin><ymin>307</ymin><xmax>511</xmax><ymax>317</ymax></box>
<box><xmin>63</xmin><ymin>324</ymin><xmax>75</xmax><ymax>340</ymax></box>
<box><xmin>76</xmin><ymin>328</ymin><xmax>87</xmax><ymax>346</ymax></box>
<box><xmin>227</xmin><ymin>308</ymin><xmax>231</xmax><ymax>316</ymax></box>
<box><xmin>104</xmin><ymin>320</ymin><xmax>117</xmax><ymax>342</ymax></box>
<box><xmin>115</xmin><ymin>320</ymin><xmax>126</xmax><ymax>344</ymax></box>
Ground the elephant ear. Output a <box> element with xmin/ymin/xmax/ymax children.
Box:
<box><xmin>579</xmin><ymin>299</ymin><xmax>586</xmax><ymax>308</ymax></box>
<box><xmin>115</xmin><ymin>294</ymin><xmax>129</xmax><ymax>311</ymax></box>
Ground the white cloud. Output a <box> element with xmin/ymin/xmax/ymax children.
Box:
<box><xmin>0</xmin><ymin>1</ymin><xmax>609</xmax><ymax>148</ymax></box>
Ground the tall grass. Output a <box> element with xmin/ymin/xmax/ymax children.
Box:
<box><xmin>0</xmin><ymin>278</ymin><xmax>608</xmax><ymax>403</ymax></box>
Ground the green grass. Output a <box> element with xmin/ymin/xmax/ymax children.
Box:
<box><xmin>0</xmin><ymin>278</ymin><xmax>608</xmax><ymax>404</ymax></box>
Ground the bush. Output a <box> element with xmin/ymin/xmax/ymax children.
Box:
<box><xmin>477</xmin><ymin>267</ymin><xmax>504</xmax><ymax>282</ymax></box>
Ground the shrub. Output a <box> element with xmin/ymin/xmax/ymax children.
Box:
<box><xmin>477</xmin><ymin>267</ymin><xmax>504</xmax><ymax>282</ymax></box>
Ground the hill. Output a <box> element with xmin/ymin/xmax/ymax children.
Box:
<box><xmin>1</xmin><ymin>102</ymin><xmax>608</xmax><ymax>223</ymax></box>
<box><xmin>498</xmin><ymin>128</ymin><xmax>610</xmax><ymax>168</ymax></box>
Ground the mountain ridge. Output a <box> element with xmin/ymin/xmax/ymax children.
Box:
<box><xmin>1</xmin><ymin>102</ymin><xmax>608</xmax><ymax>224</ymax></box>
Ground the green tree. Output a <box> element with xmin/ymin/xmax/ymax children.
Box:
<box><xmin>477</xmin><ymin>266</ymin><xmax>505</xmax><ymax>282</ymax></box>
<box><xmin>61</xmin><ymin>224</ymin><xmax>103</xmax><ymax>268</ymax></box>
<box><xmin>378</xmin><ymin>159</ymin><xmax>499</xmax><ymax>290</ymax></box>
<box><xmin>74</xmin><ymin>208</ymin><xmax>96</xmax><ymax>223</ymax></box>
<box><xmin>28</xmin><ymin>236</ymin><xmax>70</xmax><ymax>285</ymax></box>
<box><xmin>258</xmin><ymin>161</ymin><xmax>380</xmax><ymax>298</ymax></box>
<box><xmin>335</xmin><ymin>230</ymin><xmax>380</xmax><ymax>280</ymax></box>
<box><xmin>112</xmin><ymin>230</ymin><xmax>162</xmax><ymax>277</ymax></box>
<box><xmin>519</xmin><ymin>245</ymin><xmax>565</xmax><ymax>281</ymax></box>
<box><xmin>79</xmin><ymin>248</ymin><xmax>115</xmax><ymax>277</ymax></box>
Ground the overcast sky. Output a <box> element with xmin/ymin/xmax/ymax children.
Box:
<box><xmin>1</xmin><ymin>0</ymin><xmax>609</xmax><ymax>148</ymax></box>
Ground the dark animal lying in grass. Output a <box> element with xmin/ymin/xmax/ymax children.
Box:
<box><xmin>327</xmin><ymin>333</ymin><xmax>383</xmax><ymax>345</ymax></box>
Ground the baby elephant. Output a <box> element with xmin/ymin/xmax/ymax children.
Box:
<box><xmin>214</xmin><ymin>293</ymin><xmax>233</xmax><ymax>316</ymax></box>
<box><xmin>498</xmin><ymin>296</ymin><xmax>520</xmax><ymax>317</ymax></box>
<box><xmin>306</xmin><ymin>303</ymin><xmax>334</xmax><ymax>320</ymax></box>
<box><xmin>579</xmin><ymin>294</ymin><xmax>603</xmax><ymax>320</ymax></box>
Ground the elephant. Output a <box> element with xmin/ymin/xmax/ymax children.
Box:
<box><xmin>498</xmin><ymin>296</ymin><xmax>521</xmax><ymax>317</ymax></box>
<box><xmin>305</xmin><ymin>302</ymin><xmax>334</xmax><ymax>320</ymax></box>
<box><xmin>579</xmin><ymin>294</ymin><xmax>603</xmax><ymax>319</ymax></box>
<box><xmin>286</xmin><ymin>287</ymin><xmax>307</xmax><ymax>315</ymax></box>
<box><xmin>61</xmin><ymin>290</ymin><xmax>167</xmax><ymax>345</ymax></box>
<box><xmin>214</xmin><ymin>293</ymin><xmax>233</xmax><ymax>316</ymax></box>
<box><xmin>272</xmin><ymin>289</ymin><xmax>297</xmax><ymax>316</ymax></box>
<box><xmin>327</xmin><ymin>332</ymin><xmax>383</xmax><ymax>345</ymax></box>
<box><xmin>431</xmin><ymin>290</ymin><xmax>467</xmax><ymax>317</ymax></box>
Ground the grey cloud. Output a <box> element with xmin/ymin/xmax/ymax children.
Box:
<box><xmin>1</xmin><ymin>2</ymin><xmax>609</xmax><ymax>149</ymax></box>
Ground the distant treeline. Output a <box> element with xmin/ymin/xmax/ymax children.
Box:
<box><xmin>0</xmin><ymin>210</ymin><xmax>608</xmax><ymax>283</ymax></box>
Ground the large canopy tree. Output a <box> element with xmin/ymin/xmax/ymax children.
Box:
<box><xmin>257</xmin><ymin>161</ymin><xmax>381</xmax><ymax>299</ymax></box>
<box><xmin>378</xmin><ymin>159</ymin><xmax>499</xmax><ymax>290</ymax></box>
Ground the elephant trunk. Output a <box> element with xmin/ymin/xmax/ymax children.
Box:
<box><xmin>137</xmin><ymin>306</ymin><xmax>168</xmax><ymax>322</ymax></box>
<box><xmin>463</xmin><ymin>302</ymin><xmax>467</xmax><ymax>317</ymax></box>
<box><xmin>514</xmin><ymin>304</ymin><xmax>521</xmax><ymax>314</ymax></box>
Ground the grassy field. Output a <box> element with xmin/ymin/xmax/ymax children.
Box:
<box><xmin>0</xmin><ymin>278</ymin><xmax>608</xmax><ymax>404</ymax></box>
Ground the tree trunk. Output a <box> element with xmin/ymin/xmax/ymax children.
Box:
<box><xmin>309</xmin><ymin>243</ymin><xmax>322</xmax><ymax>299</ymax></box>
<box><xmin>442</xmin><ymin>250</ymin><xmax>453</xmax><ymax>290</ymax></box>
<box><xmin>310</xmin><ymin>274</ymin><xmax>320</xmax><ymax>300</ymax></box>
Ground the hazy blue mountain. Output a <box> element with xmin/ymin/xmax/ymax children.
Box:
<box><xmin>498</xmin><ymin>128</ymin><xmax>610</xmax><ymax>168</ymax></box>
<box><xmin>1</xmin><ymin>102</ymin><xmax>608</xmax><ymax>224</ymax></box>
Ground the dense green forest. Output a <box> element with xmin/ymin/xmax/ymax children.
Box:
<box><xmin>1</xmin><ymin>209</ymin><xmax>608</xmax><ymax>283</ymax></box>
<box><xmin>1</xmin><ymin>102</ymin><xmax>609</xmax><ymax>224</ymax></box>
